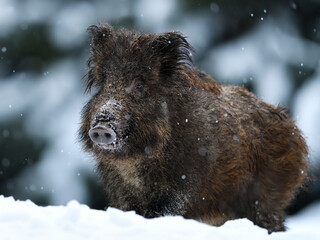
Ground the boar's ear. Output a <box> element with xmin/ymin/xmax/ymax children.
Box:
<box><xmin>87</xmin><ymin>24</ymin><xmax>114</xmax><ymax>49</ymax></box>
<box><xmin>86</xmin><ymin>24</ymin><xmax>115</xmax><ymax>93</ymax></box>
<box><xmin>151</xmin><ymin>32</ymin><xmax>193</xmax><ymax>77</ymax></box>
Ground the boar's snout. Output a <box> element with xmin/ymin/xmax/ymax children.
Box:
<box><xmin>89</xmin><ymin>126</ymin><xmax>117</xmax><ymax>146</ymax></box>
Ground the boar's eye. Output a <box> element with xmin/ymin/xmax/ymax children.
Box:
<box><xmin>135</xmin><ymin>81</ymin><xmax>143</xmax><ymax>91</ymax></box>
<box><xmin>126</xmin><ymin>80</ymin><xmax>145</xmax><ymax>97</ymax></box>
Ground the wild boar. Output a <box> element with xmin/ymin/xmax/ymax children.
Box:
<box><xmin>80</xmin><ymin>24</ymin><xmax>308</xmax><ymax>233</ymax></box>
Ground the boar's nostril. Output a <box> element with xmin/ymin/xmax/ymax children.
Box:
<box><xmin>93</xmin><ymin>132</ymin><xmax>99</xmax><ymax>139</ymax></box>
<box><xmin>104</xmin><ymin>133</ymin><xmax>112</xmax><ymax>139</ymax></box>
<box><xmin>89</xmin><ymin>127</ymin><xmax>117</xmax><ymax>145</ymax></box>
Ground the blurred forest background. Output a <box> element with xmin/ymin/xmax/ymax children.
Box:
<box><xmin>0</xmin><ymin>0</ymin><xmax>320</xmax><ymax>215</ymax></box>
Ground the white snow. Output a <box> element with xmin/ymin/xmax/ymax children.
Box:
<box><xmin>0</xmin><ymin>196</ymin><xmax>319</xmax><ymax>240</ymax></box>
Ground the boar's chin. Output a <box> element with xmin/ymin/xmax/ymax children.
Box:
<box><xmin>93</xmin><ymin>141</ymin><xmax>125</xmax><ymax>153</ymax></box>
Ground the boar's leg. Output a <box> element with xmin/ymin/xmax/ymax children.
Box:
<box><xmin>144</xmin><ymin>192</ymin><xmax>187</xmax><ymax>218</ymax></box>
<box><xmin>248</xmin><ymin>203</ymin><xmax>285</xmax><ymax>234</ymax></box>
<box><xmin>144</xmin><ymin>194</ymin><xmax>173</xmax><ymax>218</ymax></box>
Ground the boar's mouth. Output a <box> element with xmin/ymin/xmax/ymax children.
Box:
<box><xmin>88</xmin><ymin>124</ymin><xmax>128</xmax><ymax>152</ymax></box>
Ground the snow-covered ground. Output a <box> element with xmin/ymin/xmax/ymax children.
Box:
<box><xmin>0</xmin><ymin>196</ymin><xmax>319</xmax><ymax>240</ymax></box>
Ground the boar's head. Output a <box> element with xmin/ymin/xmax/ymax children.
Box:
<box><xmin>80</xmin><ymin>24</ymin><xmax>192</xmax><ymax>157</ymax></box>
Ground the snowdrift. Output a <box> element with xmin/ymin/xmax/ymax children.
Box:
<box><xmin>0</xmin><ymin>195</ymin><xmax>319</xmax><ymax>240</ymax></box>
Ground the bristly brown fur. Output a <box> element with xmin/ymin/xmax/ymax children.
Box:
<box><xmin>80</xmin><ymin>24</ymin><xmax>309</xmax><ymax>234</ymax></box>
<box><xmin>85</xmin><ymin>24</ymin><xmax>193</xmax><ymax>93</ymax></box>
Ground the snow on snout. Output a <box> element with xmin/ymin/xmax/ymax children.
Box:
<box><xmin>99</xmin><ymin>99</ymin><xmax>122</xmax><ymax>115</ymax></box>
<box><xmin>90</xmin><ymin>99</ymin><xmax>122</xmax><ymax>127</ymax></box>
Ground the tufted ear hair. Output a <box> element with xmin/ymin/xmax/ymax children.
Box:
<box><xmin>87</xmin><ymin>24</ymin><xmax>115</xmax><ymax>49</ymax></box>
<box><xmin>86</xmin><ymin>24</ymin><xmax>118</xmax><ymax>93</ymax></box>
<box><xmin>151</xmin><ymin>32</ymin><xmax>194</xmax><ymax>77</ymax></box>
